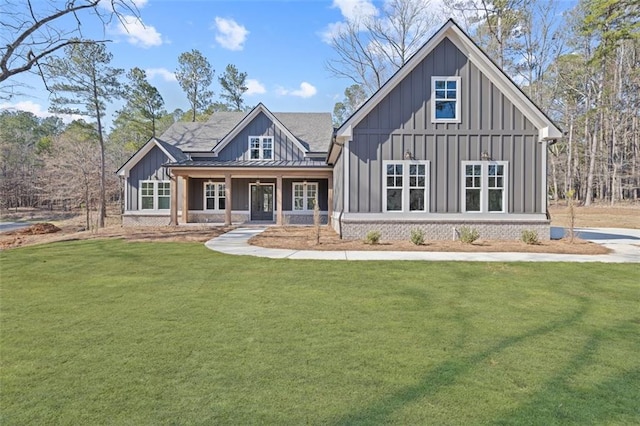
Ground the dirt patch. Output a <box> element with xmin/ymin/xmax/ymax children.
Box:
<box><xmin>249</xmin><ymin>227</ymin><xmax>610</xmax><ymax>255</ymax></box>
<box><xmin>548</xmin><ymin>204</ymin><xmax>640</xmax><ymax>229</ymax></box>
<box><xmin>0</xmin><ymin>222</ymin><xmax>233</xmax><ymax>251</ymax></box>
<box><xmin>14</xmin><ymin>223</ymin><xmax>62</xmax><ymax>235</ymax></box>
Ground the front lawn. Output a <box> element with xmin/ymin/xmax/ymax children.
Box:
<box><xmin>1</xmin><ymin>240</ymin><xmax>638</xmax><ymax>425</ymax></box>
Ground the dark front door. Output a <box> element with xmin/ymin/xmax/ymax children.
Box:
<box><xmin>251</xmin><ymin>184</ymin><xmax>274</xmax><ymax>221</ymax></box>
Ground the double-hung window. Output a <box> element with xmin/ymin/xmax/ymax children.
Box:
<box><xmin>462</xmin><ymin>161</ymin><xmax>508</xmax><ymax>213</ymax></box>
<box><xmin>204</xmin><ymin>182</ymin><xmax>226</xmax><ymax>210</ymax></box>
<box><xmin>140</xmin><ymin>180</ymin><xmax>170</xmax><ymax>210</ymax></box>
<box><xmin>432</xmin><ymin>76</ymin><xmax>461</xmax><ymax>123</ymax></box>
<box><xmin>249</xmin><ymin>136</ymin><xmax>273</xmax><ymax>160</ymax></box>
<box><xmin>383</xmin><ymin>161</ymin><xmax>429</xmax><ymax>212</ymax></box>
<box><xmin>293</xmin><ymin>182</ymin><xmax>318</xmax><ymax>211</ymax></box>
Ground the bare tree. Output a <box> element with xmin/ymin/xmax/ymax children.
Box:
<box><xmin>0</xmin><ymin>0</ymin><xmax>140</xmax><ymax>97</ymax></box>
<box><xmin>47</xmin><ymin>42</ymin><xmax>124</xmax><ymax>228</ymax></box>
<box><xmin>43</xmin><ymin>121</ymin><xmax>102</xmax><ymax>229</ymax></box>
<box><xmin>326</xmin><ymin>0</ymin><xmax>440</xmax><ymax>94</ymax></box>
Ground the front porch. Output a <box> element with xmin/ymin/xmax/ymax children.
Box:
<box><xmin>169</xmin><ymin>167</ymin><xmax>333</xmax><ymax>226</ymax></box>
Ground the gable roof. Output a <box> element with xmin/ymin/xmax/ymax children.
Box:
<box><xmin>116</xmin><ymin>137</ymin><xmax>188</xmax><ymax>177</ymax></box>
<box><xmin>212</xmin><ymin>103</ymin><xmax>307</xmax><ymax>155</ymax></box>
<box><xmin>155</xmin><ymin>105</ymin><xmax>333</xmax><ymax>155</ymax></box>
<box><xmin>329</xmin><ymin>19</ymin><xmax>562</xmax><ymax>163</ymax></box>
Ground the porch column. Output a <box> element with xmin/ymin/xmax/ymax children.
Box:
<box><xmin>327</xmin><ymin>174</ymin><xmax>333</xmax><ymax>226</ymax></box>
<box><xmin>170</xmin><ymin>175</ymin><xmax>178</xmax><ymax>226</ymax></box>
<box><xmin>276</xmin><ymin>175</ymin><xmax>283</xmax><ymax>225</ymax></box>
<box><xmin>182</xmin><ymin>176</ymin><xmax>189</xmax><ymax>224</ymax></box>
<box><xmin>224</xmin><ymin>174</ymin><xmax>232</xmax><ymax>226</ymax></box>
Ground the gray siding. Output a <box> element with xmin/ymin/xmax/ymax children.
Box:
<box><xmin>216</xmin><ymin>112</ymin><xmax>305</xmax><ymax>161</ymax></box>
<box><xmin>348</xmin><ymin>37</ymin><xmax>542</xmax><ymax>214</ymax></box>
<box><xmin>127</xmin><ymin>146</ymin><xmax>172</xmax><ymax>210</ymax></box>
<box><xmin>187</xmin><ymin>178</ymin><xmax>328</xmax><ymax>211</ymax></box>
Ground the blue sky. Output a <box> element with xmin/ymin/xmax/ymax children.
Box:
<box><xmin>1</xmin><ymin>0</ymin><xmax>577</xmax><ymax>129</ymax></box>
<box><xmin>1</xmin><ymin>0</ymin><xmax>397</xmax><ymax>128</ymax></box>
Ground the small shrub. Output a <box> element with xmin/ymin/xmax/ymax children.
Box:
<box><xmin>410</xmin><ymin>229</ymin><xmax>425</xmax><ymax>245</ymax></box>
<box><xmin>458</xmin><ymin>226</ymin><xmax>480</xmax><ymax>244</ymax></box>
<box><xmin>365</xmin><ymin>230</ymin><xmax>381</xmax><ymax>245</ymax></box>
<box><xmin>521</xmin><ymin>229</ymin><xmax>540</xmax><ymax>245</ymax></box>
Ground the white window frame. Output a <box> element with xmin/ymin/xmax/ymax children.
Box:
<box><xmin>431</xmin><ymin>76</ymin><xmax>461</xmax><ymax>123</ymax></box>
<box><xmin>382</xmin><ymin>160</ymin><xmax>430</xmax><ymax>213</ymax></box>
<box><xmin>292</xmin><ymin>182</ymin><xmax>318</xmax><ymax>211</ymax></box>
<box><xmin>139</xmin><ymin>180</ymin><xmax>171</xmax><ymax>210</ymax></box>
<box><xmin>249</xmin><ymin>136</ymin><xmax>274</xmax><ymax>160</ymax></box>
<box><xmin>203</xmin><ymin>182</ymin><xmax>226</xmax><ymax>211</ymax></box>
<box><xmin>461</xmin><ymin>161</ymin><xmax>508</xmax><ymax>213</ymax></box>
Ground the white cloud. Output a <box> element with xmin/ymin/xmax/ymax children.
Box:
<box><xmin>321</xmin><ymin>0</ymin><xmax>378</xmax><ymax>44</ymax></box>
<box><xmin>332</xmin><ymin>0</ymin><xmax>378</xmax><ymax>21</ymax></box>
<box><xmin>0</xmin><ymin>100</ymin><xmax>82</xmax><ymax>123</ymax></box>
<box><xmin>146</xmin><ymin>68</ymin><xmax>177</xmax><ymax>82</ymax></box>
<box><xmin>213</xmin><ymin>17</ymin><xmax>249</xmax><ymax>51</ymax></box>
<box><xmin>112</xmin><ymin>15</ymin><xmax>163</xmax><ymax>48</ymax></box>
<box><xmin>320</xmin><ymin>21</ymin><xmax>348</xmax><ymax>44</ymax></box>
<box><xmin>245</xmin><ymin>79</ymin><xmax>266</xmax><ymax>95</ymax></box>
<box><xmin>277</xmin><ymin>82</ymin><xmax>317</xmax><ymax>98</ymax></box>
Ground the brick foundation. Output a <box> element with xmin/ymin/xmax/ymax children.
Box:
<box><xmin>122</xmin><ymin>214</ymin><xmax>172</xmax><ymax>226</ymax></box>
<box><xmin>338</xmin><ymin>218</ymin><xmax>550</xmax><ymax>241</ymax></box>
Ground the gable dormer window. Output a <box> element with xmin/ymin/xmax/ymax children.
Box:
<box><xmin>249</xmin><ymin>136</ymin><xmax>273</xmax><ymax>160</ymax></box>
<box><xmin>432</xmin><ymin>77</ymin><xmax>461</xmax><ymax>123</ymax></box>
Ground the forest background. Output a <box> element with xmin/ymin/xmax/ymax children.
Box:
<box><xmin>1</xmin><ymin>0</ymin><xmax>638</xmax><ymax>229</ymax></box>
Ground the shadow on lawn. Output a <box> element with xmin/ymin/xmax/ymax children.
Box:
<box><xmin>492</xmin><ymin>323</ymin><xmax>640</xmax><ymax>424</ymax></box>
<box><xmin>333</xmin><ymin>296</ymin><xmax>593</xmax><ymax>425</ymax></box>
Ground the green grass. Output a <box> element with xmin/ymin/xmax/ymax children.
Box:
<box><xmin>1</xmin><ymin>240</ymin><xmax>639</xmax><ymax>425</ymax></box>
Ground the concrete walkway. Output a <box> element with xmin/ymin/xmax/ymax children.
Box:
<box><xmin>204</xmin><ymin>227</ymin><xmax>640</xmax><ymax>262</ymax></box>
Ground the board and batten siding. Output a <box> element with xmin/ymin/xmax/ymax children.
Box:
<box><xmin>127</xmin><ymin>145</ymin><xmax>175</xmax><ymax>210</ymax></box>
<box><xmin>348</xmin><ymin>37</ymin><xmax>543</xmax><ymax>214</ymax></box>
<box><xmin>216</xmin><ymin>112</ymin><xmax>305</xmax><ymax>161</ymax></box>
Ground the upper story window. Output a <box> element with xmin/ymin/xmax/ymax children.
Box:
<box><xmin>432</xmin><ymin>76</ymin><xmax>461</xmax><ymax>123</ymax></box>
<box><xmin>462</xmin><ymin>161</ymin><xmax>508</xmax><ymax>213</ymax></box>
<box><xmin>383</xmin><ymin>160</ymin><xmax>429</xmax><ymax>212</ymax></box>
<box><xmin>293</xmin><ymin>182</ymin><xmax>318</xmax><ymax>211</ymax></box>
<box><xmin>140</xmin><ymin>180</ymin><xmax>170</xmax><ymax>210</ymax></box>
<box><xmin>249</xmin><ymin>136</ymin><xmax>273</xmax><ymax>160</ymax></box>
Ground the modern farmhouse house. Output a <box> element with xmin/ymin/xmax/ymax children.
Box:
<box><xmin>117</xmin><ymin>19</ymin><xmax>561</xmax><ymax>240</ymax></box>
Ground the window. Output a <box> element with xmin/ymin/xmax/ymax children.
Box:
<box><xmin>462</xmin><ymin>161</ymin><xmax>508</xmax><ymax>213</ymax></box>
<box><xmin>293</xmin><ymin>182</ymin><xmax>318</xmax><ymax>211</ymax></box>
<box><xmin>249</xmin><ymin>136</ymin><xmax>274</xmax><ymax>160</ymax></box>
<box><xmin>383</xmin><ymin>161</ymin><xmax>429</xmax><ymax>212</ymax></box>
<box><xmin>139</xmin><ymin>180</ymin><xmax>170</xmax><ymax>210</ymax></box>
<box><xmin>204</xmin><ymin>182</ymin><xmax>226</xmax><ymax>210</ymax></box>
<box><xmin>432</xmin><ymin>77</ymin><xmax>460</xmax><ymax>122</ymax></box>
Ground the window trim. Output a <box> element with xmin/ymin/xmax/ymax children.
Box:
<box><xmin>461</xmin><ymin>161</ymin><xmax>508</xmax><ymax>213</ymax></box>
<box><xmin>139</xmin><ymin>180</ymin><xmax>171</xmax><ymax>211</ymax></box>
<box><xmin>431</xmin><ymin>76</ymin><xmax>461</xmax><ymax>123</ymax></box>
<box><xmin>382</xmin><ymin>160</ymin><xmax>430</xmax><ymax>213</ymax></box>
<box><xmin>203</xmin><ymin>182</ymin><xmax>226</xmax><ymax>211</ymax></box>
<box><xmin>292</xmin><ymin>182</ymin><xmax>319</xmax><ymax>211</ymax></box>
<box><xmin>248</xmin><ymin>136</ymin><xmax>274</xmax><ymax>160</ymax></box>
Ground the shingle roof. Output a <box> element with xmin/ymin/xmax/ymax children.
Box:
<box><xmin>155</xmin><ymin>138</ymin><xmax>189</xmax><ymax>162</ymax></box>
<box><xmin>157</xmin><ymin>110</ymin><xmax>332</xmax><ymax>153</ymax></box>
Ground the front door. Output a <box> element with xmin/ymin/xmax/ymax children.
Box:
<box><xmin>250</xmin><ymin>184</ymin><xmax>274</xmax><ymax>221</ymax></box>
